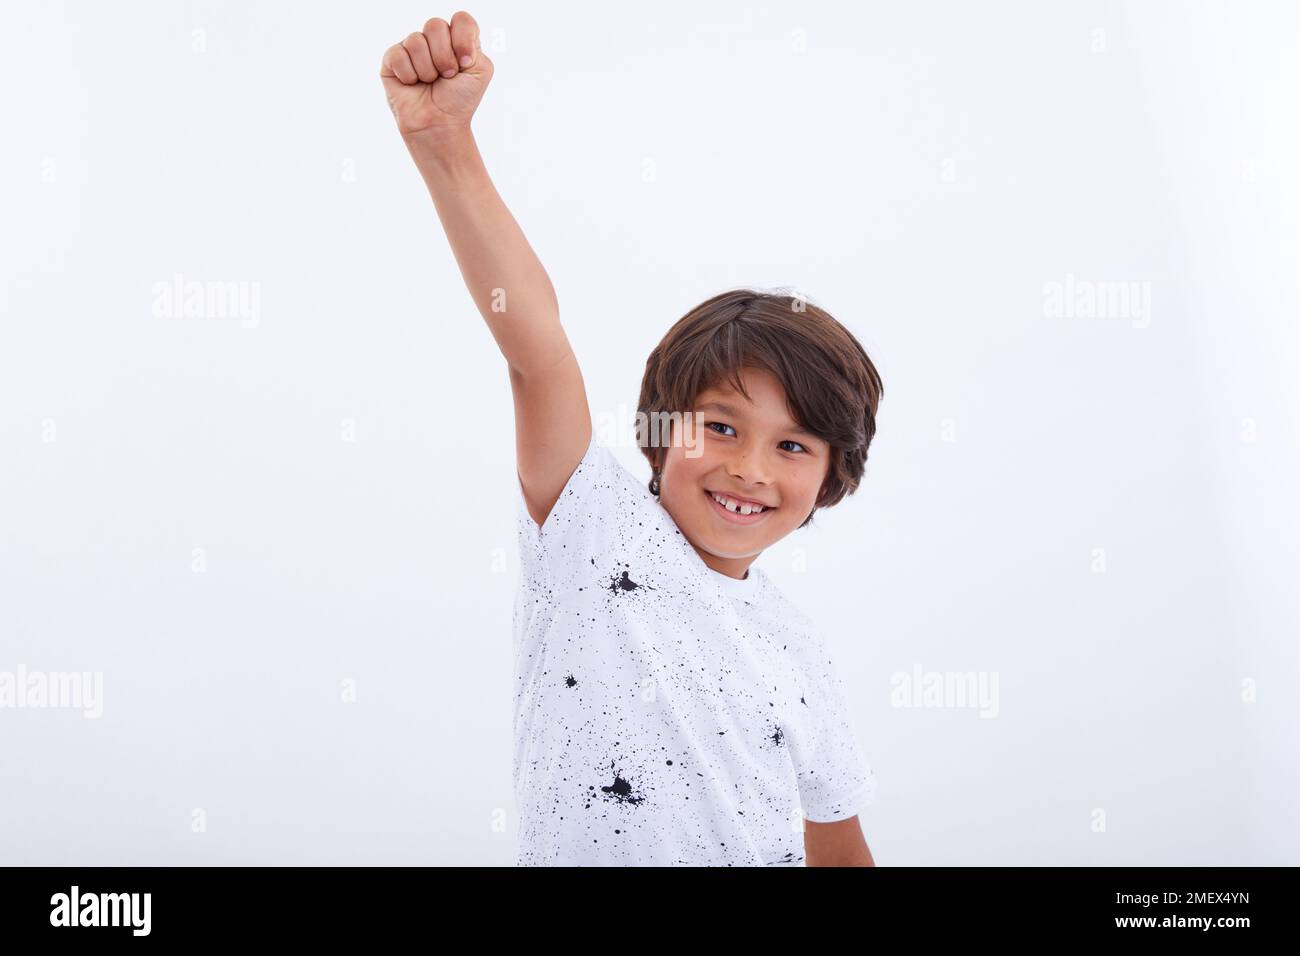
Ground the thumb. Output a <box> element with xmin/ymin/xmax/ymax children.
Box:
<box><xmin>461</xmin><ymin>45</ymin><xmax>492</xmax><ymax>82</ymax></box>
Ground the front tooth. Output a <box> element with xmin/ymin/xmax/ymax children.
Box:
<box><xmin>713</xmin><ymin>493</ymin><xmax>763</xmax><ymax>515</ymax></box>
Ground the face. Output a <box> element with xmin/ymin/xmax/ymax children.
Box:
<box><xmin>656</xmin><ymin>367</ymin><xmax>830</xmax><ymax>579</ymax></box>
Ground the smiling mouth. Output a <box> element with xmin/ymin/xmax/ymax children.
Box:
<box><xmin>705</xmin><ymin>489</ymin><xmax>776</xmax><ymax>523</ymax></box>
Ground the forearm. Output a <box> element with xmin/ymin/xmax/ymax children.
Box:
<box><xmin>804</xmin><ymin>817</ymin><xmax>876</xmax><ymax>866</ymax></box>
<box><xmin>403</xmin><ymin>128</ymin><xmax>567</xmax><ymax>376</ymax></box>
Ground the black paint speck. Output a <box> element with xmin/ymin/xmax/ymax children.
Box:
<box><xmin>599</xmin><ymin>760</ymin><xmax>646</xmax><ymax>806</ymax></box>
<box><xmin>608</xmin><ymin>567</ymin><xmax>656</xmax><ymax>593</ymax></box>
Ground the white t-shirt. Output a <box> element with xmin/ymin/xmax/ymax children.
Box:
<box><xmin>511</xmin><ymin>431</ymin><xmax>876</xmax><ymax>866</ymax></box>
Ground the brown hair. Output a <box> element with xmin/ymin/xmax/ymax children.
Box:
<box><xmin>636</xmin><ymin>289</ymin><xmax>884</xmax><ymax>529</ymax></box>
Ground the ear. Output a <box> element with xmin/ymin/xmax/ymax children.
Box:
<box><xmin>645</xmin><ymin>447</ymin><xmax>665</xmax><ymax>497</ymax></box>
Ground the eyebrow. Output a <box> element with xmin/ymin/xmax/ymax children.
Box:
<box><xmin>695</xmin><ymin>401</ymin><xmax>820</xmax><ymax>441</ymax></box>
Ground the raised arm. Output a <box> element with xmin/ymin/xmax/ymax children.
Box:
<box><xmin>381</xmin><ymin>12</ymin><xmax>592</xmax><ymax>528</ymax></box>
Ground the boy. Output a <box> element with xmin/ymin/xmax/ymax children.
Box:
<box><xmin>381</xmin><ymin>12</ymin><xmax>884</xmax><ymax>866</ymax></box>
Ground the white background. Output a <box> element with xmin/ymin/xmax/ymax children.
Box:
<box><xmin>1</xmin><ymin>0</ymin><xmax>1296</xmax><ymax>865</ymax></box>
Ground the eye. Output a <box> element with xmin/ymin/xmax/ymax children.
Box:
<box><xmin>708</xmin><ymin>421</ymin><xmax>807</xmax><ymax>452</ymax></box>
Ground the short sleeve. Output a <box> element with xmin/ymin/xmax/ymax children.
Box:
<box><xmin>792</xmin><ymin>634</ymin><xmax>877</xmax><ymax>823</ymax></box>
<box><xmin>515</xmin><ymin>431</ymin><xmax>646</xmax><ymax>594</ymax></box>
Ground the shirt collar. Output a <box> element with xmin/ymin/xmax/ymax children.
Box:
<box><xmin>707</xmin><ymin>564</ymin><xmax>760</xmax><ymax>600</ymax></box>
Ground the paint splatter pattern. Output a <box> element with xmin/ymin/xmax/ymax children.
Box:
<box><xmin>512</xmin><ymin>432</ymin><xmax>876</xmax><ymax>865</ymax></box>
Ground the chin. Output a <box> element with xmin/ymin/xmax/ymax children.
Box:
<box><xmin>693</xmin><ymin>523</ymin><xmax>770</xmax><ymax>558</ymax></box>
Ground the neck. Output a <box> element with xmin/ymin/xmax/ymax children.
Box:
<box><xmin>693</xmin><ymin>546</ymin><xmax>755</xmax><ymax>580</ymax></box>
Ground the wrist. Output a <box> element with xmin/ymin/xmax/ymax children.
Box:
<box><xmin>404</xmin><ymin>125</ymin><xmax>481</xmax><ymax>183</ymax></box>
<box><xmin>403</xmin><ymin>124</ymin><xmax>476</xmax><ymax>158</ymax></box>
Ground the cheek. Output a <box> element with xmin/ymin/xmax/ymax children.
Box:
<box><xmin>663</xmin><ymin>449</ymin><xmax>709</xmax><ymax>486</ymax></box>
<box><xmin>793</xmin><ymin>465</ymin><xmax>829</xmax><ymax>506</ymax></box>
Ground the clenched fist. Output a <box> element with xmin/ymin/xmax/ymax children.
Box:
<box><xmin>380</xmin><ymin>12</ymin><xmax>493</xmax><ymax>139</ymax></box>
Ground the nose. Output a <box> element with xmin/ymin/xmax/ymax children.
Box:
<box><xmin>726</xmin><ymin>441</ymin><xmax>775</xmax><ymax>488</ymax></box>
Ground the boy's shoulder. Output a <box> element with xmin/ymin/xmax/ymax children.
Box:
<box><xmin>565</xmin><ymin>434</ymin><xmax>655</xmax><ymax>508</ymax></box>
<box><xmin>515</xmin><ymin>435</ymin><xmax>688</xmax><ymax>590</ymax></box>
<box><xmin>516</xmin><ymin>435</ymin><xmax>652</xmax><ymax>534</ymax></box>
